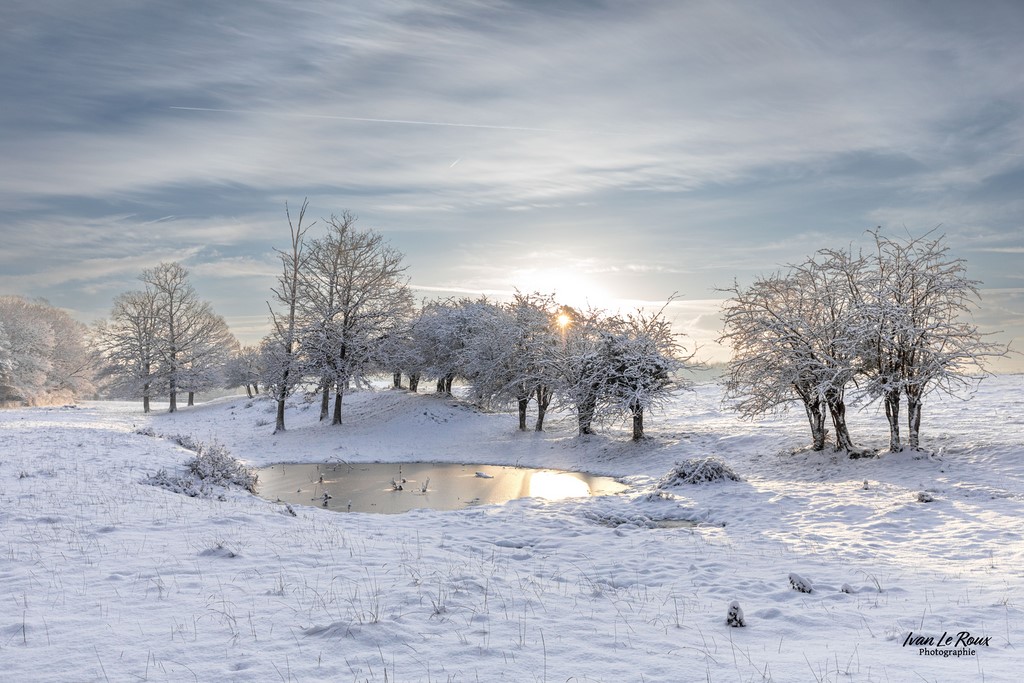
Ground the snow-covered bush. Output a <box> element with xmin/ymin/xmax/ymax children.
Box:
<box><xmin>788</xmin><ymin>572</ymin><xmax>813</xmax><ymax>593</ymax></box>
<box><xmin>726</xmin><ymin>600</ymin><xmax>745</xmax><ymax>627</ymax></box>
<box><xmin>185</xmin><ymin>442</ymin><xmax>258</xmax><ymax>493</ymax></box>
<box><xmin>656</xmin><ymin>457</ymin><xmax>740</xmax><ymax>488</ymax></box>
<box><xmin>146</xmin><ymin>438</ymin><xmax>257</xmax><ymax>497</ymax></box>
<box><xmin>147</xmin><ymin>468</ymin><xmax>217</xmax><ymax>498</ymax></box>
<box><xmin>169</xmin><ymin>432</ymin><xmax>204</xmax><ymax>453</ymax></box>
<box><xmin>917</xmin><ymin>491</ymin><xmax>935</xmax><ymax>503</ymax></box>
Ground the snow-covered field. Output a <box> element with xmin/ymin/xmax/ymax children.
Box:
<box><xmin>2</xmin><ymin>378</ymin><xmax>1021</xmax><ymax>682</ymax></box>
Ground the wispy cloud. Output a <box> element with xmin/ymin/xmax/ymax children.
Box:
<box><xmin>1</xmin><ymin>0</ymin><xmax>1022</xmax><ymax>364</ymax></box>
<box><xmin>168</xmin><ymin>106</ymin><xmax>583</xmax><ymax>134</ymax></box>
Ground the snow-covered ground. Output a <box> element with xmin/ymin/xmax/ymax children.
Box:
<box><xmin>2</xmin><ymin>378</ymin><xmax>1021</xmax><ymax>682</ymax></box>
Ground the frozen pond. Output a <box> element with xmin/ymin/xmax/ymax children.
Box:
<box><xmin>256</xmin><ymin>462</ymin><xmax>628</xmax><ymax>514</ymax></box>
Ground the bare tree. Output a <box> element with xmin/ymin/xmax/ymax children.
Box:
<box><xmin>266</xmin><ymin>199</ymin><xmax>314</xmax><ymax>433</ymax></box>
<box><xmin>178</xmin><ymin>312</ymin><xmax>237</xmax><ymax>405</ymax></box>
<box><xmin>300</xmin><ymin>211</ymin><xmax>352</xmax><ymax>420</ymax></box>
<box><xmin>298</xmin><ymin>212</ymin><xmax>411</xmax><ymax>425</ymax></box>
<box><xmin>141</xmin><ymin>262</ymin><xmax>226</xmax><ymax>413</ymax></box>
<box><xmin>94</xmin><ymin>289</ymin><xmax>160</xmax><ymax>412</ymax></box>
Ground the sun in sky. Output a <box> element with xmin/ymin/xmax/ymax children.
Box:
<box><xmin>511</xmin><ymin>266</ymin><xmax>612</xmax><ymax>312</ymax></box>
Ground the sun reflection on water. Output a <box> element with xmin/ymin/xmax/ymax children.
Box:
<box><xmin>528</xmin><ymin>471</ymin><xmax>592</xmax><ymax>500</ymax></box>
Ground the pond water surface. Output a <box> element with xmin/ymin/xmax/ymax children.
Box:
<box><xmin>256</xmin><ymin>462</ymin><xmax>628</xmax><ymax>514</ymax></box>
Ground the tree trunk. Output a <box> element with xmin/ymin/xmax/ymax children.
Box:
<box><xmin>274</xmin><ymin>352</ymin><xmax>289</xmax><ymax>433</ymax></box>
<box><xmin>253</xmin><ymin>383</ymin><xmax>260</xmax><ymax>394</ymax></box>
<box><xmin>444</xmin><ymin>374</ymin><xmax>454</xmax><ymax>394</ymax></box>
<box><xmin>517</xmin><ymin>394</ymin><xmax>529</xmax><ymax>431</ymax></box>
<box><xmin>631</xmin><ymin>403</ymin><xmax>644</xmax><ymax>441</ymax></box>
<box><xmin>393</xmin><ymin>372</ymin><xmax>402</xmax><ymax>389</ymax></box>
<box><xmin>436</xmin><ymin>378</ymin><xmax>445</xmax><ymax>393</ymax></box>
<box><xmin>245</xmin><ymin>385</ymin><xmax>253</xmax><ymax>399</ymax></box>
<box><xmin>408</xmin><ymin>373</ymin><xmax>420</xmax><ymax>393</ymax></box>
<box><xmin>577</xmin><ymin>392</ymin><xmax>596</xmax><ymax>435</ymax></box>
<box><xmin>275</xmin><ymin>396</ymin><xmax>286</xmax><ymax>433</ymax></box>
<box><xmin>907</xmin><ymin>391</ymin><xmax>922</xmax><ymax>450</ymax></box>
<box><xmin>534</xmin><ymin>385</ymin><xmax>551</xmax><ymax>432</ymax></box>
<box><xmin>332</xmin><ymin>384</ymin><xmax>344</xmax><ymax>425</ymax></box>
<box><xmin>187</xmin><ymin>391</ymin><xmax>195</xmax><ymax>407</ymax></box>
<box><xmin>271</xmin><ymin>199</ymin><xmax>310</xmax><ymax>434</ymax></box>
<box><xmin>825</xmin><ymin>391</ymin><xmax>854</xmax><ymax>452</ymax></box>
<box><xmin>884</xmin><ymin>389</ymin><xmax>901</xmax><ymax>452</ymax></box>
<box><xmin>168</xmin><ymin>344</ymin><xmax>177</xmax><ymax>413</ymax></box>
<box><xmin>320</xmin><ymin>381</ymin><xmax>330</xmax><ymax>421</ymax></box>
<box><xmin>142</xmin><ymin>382</ymin><xmax>151</xmax><ymax>414</ymax></box>
<box><xmin>800</xmin><ymin>393</ymin><xmax>826</xmax><ymax>451</ymax></box>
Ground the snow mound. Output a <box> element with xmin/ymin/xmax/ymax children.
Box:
<box><xmin>656</xmin><ymin>457</ymin><xmax>741</xmax><ymax>487</ymax></box>
<box><xmin>583</xmin><ymin>510</ymin><xmax>667</xmax><ymax>529</ymax></box>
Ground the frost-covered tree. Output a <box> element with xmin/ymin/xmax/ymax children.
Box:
<box><xmin>723</xmin><ymin>229</ymin><xmax>1006</xmax><ymax>453</ymax></box>
<box><xmin>599</xmin><ymin>303</ymin><xmax>693</xmax><ymax>440</ymax></box>
<box><xmin>409</xmin><ymin>298</ymin><xmax>477</xmax><ymax>395</ymax></box>
<box><xmin>0</xmin><ymin>321</ymin><xmax>13</xmax><ymax>391</ymax></box>
<box><xmin>0</xmin><ymin>296</ymin><xmax>94</xmax><ymax>405</ymax></box>
<box><xmin>298</xmin><ymin>211</ymin><xmax>411</xmax><ymax>425</ymax></box>
<box><xmin>859</xmin><ymin>229</ymin><xmax>1006</xmax><ymax>450</ymax></box>
<box><xmin>396</xmin><ymin>293</ymin><xmax>689</xmax><ymax>438</ymax></box>
<box><xmin>374</xmin><ymin>317</ymin><xmax>421</xmax><ymax>391</ymax></box>
<box><xmin>721</xmin><ymin>248</ymin><xmax>863</xmax><ymax>452</ymax></box>
<box><xmin>266</xmin><ymin>199</ymin><xmax>314</xmax><ymax>433</ymax></box>
<box><xmin>258</xmin><ymin>336</ymin><xmax>294</xmax><ymax>407</ymax></box>
<box><xmin>552</xmin><ymin>301</ymin><xmax>692</xmax><ymax>440</ymax></box>
<box><xmin>224</xmin><ymin>344</ymin><xmax>263</xmax><ymax>397</ymax></box>
<box><xmin>375</xmin><ymin>303</ymin><xmax>431</xmax><ymax>392</ymax></box>
<box><xmin>44</xmin><ymin>303</ymin><xmax>96</xmax><ymax>400</ymax></box>
<box><xmin>458</xmin><ymin>298</ymin><xmax>525</xmax><ymax>418</ymax></box>
<box><xmin>0</xmin><ymin>297</ymin><xmax>54</xmax><ymax>403</ymax></box>
<box><xmin>555</xmin><ymin>306</ymin><xmax>611</xmax><ymax>436</ymax></box>
<box><xmin>502</xmin><ymin>293</ymin><xmax>562</xmax><ymax>431</ymax></box>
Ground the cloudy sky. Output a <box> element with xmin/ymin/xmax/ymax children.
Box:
<box><xmin>2</xmin><ymin>0</ymin><xmax>1022</xmax><ymax>368</ymax></box>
